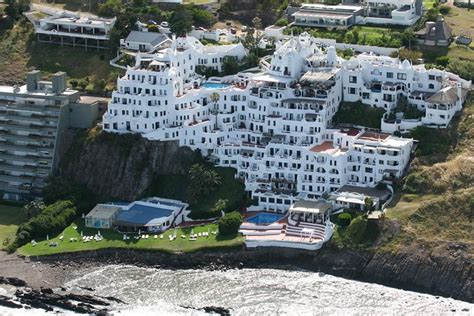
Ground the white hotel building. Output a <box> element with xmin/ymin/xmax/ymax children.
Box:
<box><xmin>103</xmin><ymin>33</ymin><xmax>468</xmax><ymax>212</ymax></box>
<box><xmin>342</xmin><ymin>54</ymin><xmax>471</xmax><ymax>131</ymax></box>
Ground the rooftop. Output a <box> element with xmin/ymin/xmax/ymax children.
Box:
<box><xmin>309</xmin><ymin>141</ymin><xmax>334</xmax><ymax>153</ymax></box>
<box><xmin>358</xmin><ymin>131</ymin><xmax>390</xmax><ymax>141</ymax></box>
<box><xmin>290</xmin><ymin>200</ymin><xmax>332</xmax><ymax>214</ymax></box>
<box><xmin>86</xmin><ymin>205</ymin><xmax>121</xmax><ymax>219</ymax></box>
<box><xmin>116</xmin><ymin>202</ymin><xmax>175</xmax><ymax>227</ymax></box>
<box><xmin>125</xmin><ymin>31</ymin><xmax>169</xmax><ymax>47</ymax></box>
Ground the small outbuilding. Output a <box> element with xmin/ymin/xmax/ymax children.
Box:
<box><xmin>85</xmin><ymin>205</ymin><xmax>121</xmax><ymax>229</ymax></box>
<box><xmin>120</xmin><ymin>31</ymin><xmax>170</xmax><ymax>52</ymax></box>
<box><xmin>416</xmin><ymin>14</ymin><xmax>452</xmax><ymax>47</ymax></box>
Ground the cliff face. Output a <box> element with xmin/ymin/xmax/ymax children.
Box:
<box><xmin>59</xmin><ymin>130</ymin><xmax>200</xmax><ymax>200</ymax></box>
<box><xmin>360</xmin><ymin>243</ymin><xmax>472</xmax><ymax>302</ymax></box>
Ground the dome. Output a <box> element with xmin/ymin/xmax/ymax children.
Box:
<box><xmin>401</xmin><ymin>59</ymin><xmax>411</xmax><ymax>70</ymax></box>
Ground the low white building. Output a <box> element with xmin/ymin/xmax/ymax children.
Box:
<box><xmin>24</xmin><ymin>8</ymin><xmax>116</xmax><ymax>50</ymax></box>
<box><xmin>120</xmin><ymin>31</ymin><xmax>171</xmax><ymax>53</ymax></box>
<box><xmin>289</xmin><ymin>0</ymin><xmax>422</xmax><ymax>27</ymax></box>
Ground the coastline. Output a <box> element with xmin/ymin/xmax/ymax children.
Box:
<box><xmin>4</xmin><ymin>243</ymin><xmax>471</xmax><ymax>303</ymax></box>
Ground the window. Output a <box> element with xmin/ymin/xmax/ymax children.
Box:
<box><xmin>428</xmin><ymin>83</ymin><xmax>434</xmax><ymax>89</ymax></box>
<box><xmin>397</xmin><ymin>73</ymin><xmax>407</xmax><ymax>80</ymax></box>
<box><xmin>387</xmin><ymin>72</ymin><xmax>393</xmax><ymax>79</ymax></box>
<box><xmin>349</xmin><ymin>76</ymin><xmax>357</xmax><ymax>83</ymax></box>
<box><xmin>349</xmin><ymin>87</ymin><xmax>356</xmax><ymax>94</ymax></box>
<box><xmin>428</xmin><ymin>74</ymin><xmax>435</xmax><ymax>80</ymax></box>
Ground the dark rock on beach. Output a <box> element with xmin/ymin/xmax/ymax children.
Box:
<box><xmin>0</xmin><ymin>276</ymin><xmax>27</xmax><ymax>287</ymax></box>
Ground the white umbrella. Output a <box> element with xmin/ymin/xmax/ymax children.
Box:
<box><xmin>46</xmin><ymin>235</ymin><xmax>49</xmax><ymax>241</ymax></box>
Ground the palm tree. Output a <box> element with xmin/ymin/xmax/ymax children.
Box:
<box><xmin>210</xmin><ymin>92</ymin><xmax>220</xmax><ymax>131</ymax></box>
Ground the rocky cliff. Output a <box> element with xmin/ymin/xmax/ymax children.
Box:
<box><xmin>30</xmin><ymin>243</ymin><xmax>473</xmax><ymax>302</ymax></box>
<box><xmin>59</xmin><ymin>129</ymin><xmax>200</xmax><ymax>200</ymax></box>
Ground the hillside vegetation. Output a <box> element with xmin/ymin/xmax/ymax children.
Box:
<box><xmin>382</xmin><ymin>99</ymin><xmax>474</xmax><ymax>255</ymax></box>
<box><xmin>0</xmin><ymin>18</ymin><xmax>118</xmax><ymax>90</ymax></box>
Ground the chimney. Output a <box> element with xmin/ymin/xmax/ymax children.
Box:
<box><xmin>51</xmin><ymin>72</ymin><xmax>67</xmax><ymax>94</ymax></box>
<box><xmin>26</xmin><ymin>70</ymin><xmax>41</xmax><ymax>92</ymax></box>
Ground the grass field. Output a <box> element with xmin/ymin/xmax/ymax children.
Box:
<box><xmin>0</xmin><ymin>205</ymin><xmax>26</xmax><ymax>250</ymax></box>
<box><xmin>444</xmin><ymin>6</ymin><xmax>474</xmax><ymax>42</ymax></box>
<box><xmin>19</xmin><ymin>220</ymin><xmax>244</xmax><ymax>256</ymax></box>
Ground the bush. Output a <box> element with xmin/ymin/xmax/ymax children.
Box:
<box><xmin>274</xmin><ymin>18</ymin><xmax>288</xmax><ymax>27</ymax></box>
<box><xmin>333</xmin><ymin>102</ymin><xmax>386</xmax><ymax>129</ymax></box>
<box><xmin>435</xmin><ymin>56</ymin><xmax>450</xmax><ymax>67</ymax></box>
<box><xmin>218</xmin><ymin>211</ymin><xmax>242</xmax><ymax>236</ymax></box>
<box><xmin>439</xmin><ymin>5</ymin><xmax>450</xmax><ymax>14</ymax></box>
<box><xmin>14</xmin><ymin>200</ymin><xmax>77</xmax><ymax>248</ymax></box>
<box><xmin>338</xmin><ymin>213</ymin><xmax>352</xmax><ymax>227</ymax></box>
<box><xmin>69</xmin><ymin>79</ymin><xmax>78</xmax><ymax>88</ymax></box>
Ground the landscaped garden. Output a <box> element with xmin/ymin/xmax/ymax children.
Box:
<box><xmin>19</xmin><ymin>220</ymin><xmax>244</xmax><ymax>256</ymax></box>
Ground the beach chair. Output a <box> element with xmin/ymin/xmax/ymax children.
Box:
<box><xmin>154</xmin><ymin>235</ymin><xmax>158</xmax><ymax>239</ymax></box>
<box><xmin>160</xmin><ymin>235</ymin><xmax>163</xmax><ymax>239</ymax></box>
<box><xmin>198</xmin><ymin>232</ymin><xmax>202</xmax><ymax>237</ymax></box>
<box><xmin>181</xmin><ymin>235</ymin><xmax>186</xmax><ymax>239</ymax></box>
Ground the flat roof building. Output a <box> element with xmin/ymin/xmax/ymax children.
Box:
<box><xmin>24</xmin><ymin>8</ymin><xmax>116</xmax><ymax>50</ymax></box>
<box><xmin>85</xmin><ymin>205</ymin><xmax>121</xmax><ymax>229</ymax></box>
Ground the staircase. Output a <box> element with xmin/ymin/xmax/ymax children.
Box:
<box><xmin>285</xmin><ymin>221</ymin><xmax>326</xmax><ymax>240</ymax></box>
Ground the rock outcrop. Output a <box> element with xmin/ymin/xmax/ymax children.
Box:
<box><xmin>60</xmin><ymin>131</ymin><xmax>200</xmax><ymax>200</ymax></box>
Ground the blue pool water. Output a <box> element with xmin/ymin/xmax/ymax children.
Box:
<box><xmin>202</xmin><ymin>82</ymin><xmax>231</xmax><ymax>89</ymax></box>
<box><xmin>246</xmin><ymin>212</ymin><xmax>284</xmax><ymax>225</ymax></box>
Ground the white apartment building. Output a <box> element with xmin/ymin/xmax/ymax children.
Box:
<box><xmin>0</xmin><ymin>71</ymin><xmax>102</xmax><ymax>201</ymax></box>
<box><xmin>103</xmin><ymin>33</ymin><xmax>419</xmax><ymax>212</ymax></box>
<box><xmin>342</xmin><ymin>53</ymin><xmax>471</xmax><ymax>130</ymax></box>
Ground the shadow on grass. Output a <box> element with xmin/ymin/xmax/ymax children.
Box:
<box><xmin>216</xmin><ymin>233</ymin><xmax>239</xmax><ymax>241</ymax></box>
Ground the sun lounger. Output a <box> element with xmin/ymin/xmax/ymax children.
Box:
<box><xmin>198</xmin><ymin>233</ymin><xmax>202</xmax><ymax>237</ymax></box>
<box><xmin>160</xmin><ymin>235</ymin><xmax>163</xmax><ymax>239</ymax></box>
<box><xmin>181</xmin><ymin>235</ymin><xmax>186</xmax><ymax>239</ymax></box>
<box><xmin>154</xmin><ymin>235</ymin><xmax>158</xmax><ymax>239</ymax></box>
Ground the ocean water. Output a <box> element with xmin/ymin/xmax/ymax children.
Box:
<box><xmin>1</xmin><ymin>265</ymin><xmax>473</xmax><ymax>315</ymax></box>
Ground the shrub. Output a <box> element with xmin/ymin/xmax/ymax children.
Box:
<box><xmin>435</xmin><ymin>56</ymin><xmax>450</xmax><ymax>67</ymax></box>
<box><xmin>218</xmin><ymin>211</ymin><xmax>242</xmax><ymax>236</ymax></box>
<box><xmin>333</xmin><ymin>102</ymin><xmax>385</xmax><ymax>129</ymax></box>
<box><xmin>78</xmin><ymin>79</ymin><xmax>88</xmax><ymax>90</ymax></box>
<box><xmin>338</xmin><ymin>213</ymin><xmax>352</xmax><ymax>227</ymax></box>
<box><xmin>274</xmin><ymin>18</ymin><xmax>288</xmax><ymax>27</ymax></box>
<box><xmin>439</xmin><ymin>5</ymin><xmax>450</xmax><ymax>14</ymax></box>
<box><xmin>69</xmin><ymin>79</ymin><xmax>78</xmax><ymax>88</ymax></box>
<box><xmin>210</xmin><ymin>199</ymin><xmax>228</xmax><ymax>218</ymax></box>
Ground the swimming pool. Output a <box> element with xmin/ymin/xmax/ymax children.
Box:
<box><xmin>202</xmin><ymin>82</ymin><xmax>232</xmax><ymax>89</ymax></box>
<box><xmin>246</xmin><ymin>212</ymin><xmax>284</xmax><ymax>225</ymax></box>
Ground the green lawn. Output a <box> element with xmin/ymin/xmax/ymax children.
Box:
<box><xmin>0</xmin><ymin>205</ymin><xmax>26</xmax><ymax>250</ymax></box>
<box><xmin>19</xmin><ymin>220</ymin><xmax>244</xmax><ymax>256</ymax></box>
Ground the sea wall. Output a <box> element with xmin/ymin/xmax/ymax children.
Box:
<box><xmin>28</xmin><ymin>243</ymin><xmax>473</xmax><ymax>303</ymax></box>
